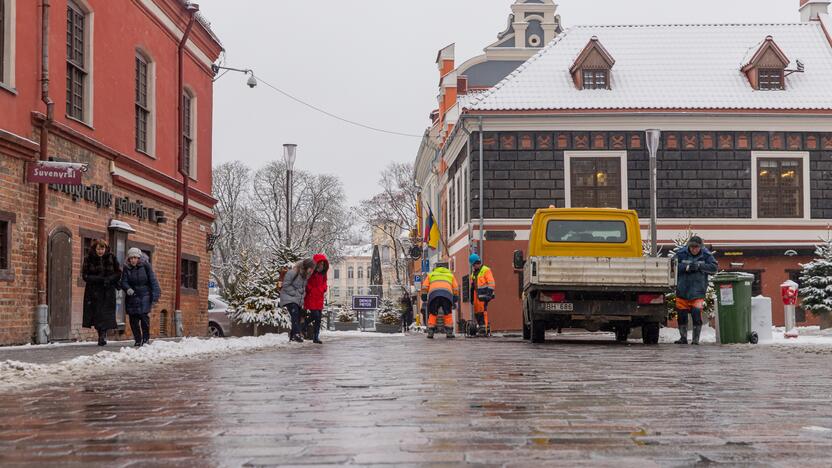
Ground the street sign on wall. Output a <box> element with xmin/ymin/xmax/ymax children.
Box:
<box><xmin>352</xmin><ymin>295</ymin><xmax>379</xmax><ymax>310</ymax></box>
<box><xmin>26</xmin><ymin>161</ymin><xmax>86</xmax><ymax>185</ymax></box>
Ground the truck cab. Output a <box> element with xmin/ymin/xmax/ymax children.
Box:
<box><xmin>515</xmin><ymin>208</ymin><xmax>676</xmax><ymax>344</ymax></box>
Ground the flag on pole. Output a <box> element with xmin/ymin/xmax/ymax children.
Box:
<box><xmin>424</xmin><ymin>208</ymin><xmax>440</xmax><ymax>249</ymax></box>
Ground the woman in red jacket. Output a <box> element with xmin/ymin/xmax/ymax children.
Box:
<box><xmin>304</xmin><ymin>253</ymin><xmax>329</xmax><ymax>344</ymax></box>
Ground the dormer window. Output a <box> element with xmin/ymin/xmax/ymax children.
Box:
<box><xmin>570</xmin><ymin>36</ymin><xmax>615</xmax><ymax>90</ymax></box>
<box><xmin>741</xmin><ymin>36</ymin><xmax>789</xmax><ymax>91</ymax></box>
<box><xmin>582</xmin><ymin>70</ymin><xmax>608</xmax><ymax>90</ymax></box>
<box><xmin>758</xmin><ymin>69</ymin><xmax>784</xmax><ymax>90</ymax></box>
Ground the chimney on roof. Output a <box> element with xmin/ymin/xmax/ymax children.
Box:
<box><xmin>800</xmin><ymin>0</ymin><xmax>830</xmax><ymax>21</ymax></box>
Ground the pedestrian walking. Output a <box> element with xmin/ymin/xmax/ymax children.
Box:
<box><xmin>121</xmin><ymin>248</ymin><xmax>161</xmax><ymax>347</ymax></box>
<box><xmin>420</xmin><ymin>263</ymin><xmax>459</xmax><ymax>339</ymax></box>
<box><xmin>674</xmin><ymin>236</ymin><xmax>718</xmax><ymax>345</ymax></box>
<box><xmin>82</xmin><ymin>239</ymin><xmax>122</xmax><ymax>346</ymax></box>
<box><xmin>281</xmin><ymin>258</ymin><xmax>315</xmax><ymax>343</ymax></box>
<box><xmin>399</xmin><ymin>293</ymin><xmax>414</xmax><ymax>334</ymax></box>
<box><xmin>469</xmin><ymin>254</ymin><xmax>496</xmax><ymax>336</ymax></box>
<box><xmin>304</xmin><ymin>254</ymin><xmax>329</xmax><ymax>344</ymax></box>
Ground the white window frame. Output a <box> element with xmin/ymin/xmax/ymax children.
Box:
<box><xmin>66</xmin><ymin>0</ymin><xmax>94</xmax><ymax>126</ymax></box>
<box><xmin>135</xmin><ymin>48</ymin><xmax>156</xmax><ymax>158</ymax></box>
<box><xmin>453</xmin><ymin>171</ymin><xmax>461</xmax><ymax>233</ymax></box>
<box><xmin>751</xmin><ymin>151</ymin><xmax>811</xmax><ymax>221</ymax></box>
<box><xmin>0</xmin><ymin>0</ymin><xmax>16</xmax><ymax>90</ymax></box>
<box><xmin>183</xmin><ymin>87</ymin><xmax>198</xmax><ymax>180</ymax></box>
<box><xmin>564</xmin><ymin>151</ymin><xmax>628</xmax><ymax>209</ymax></box>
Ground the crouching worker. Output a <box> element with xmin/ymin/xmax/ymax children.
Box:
<box><xmin>421</xmin><ymin>263</ymin><xmax>459</xmax><ymax>339</ymax></box>
<box><xmin>470</xmin><ymin>254</ymin><xmax>495</xmax><ymax>336</ymax></box>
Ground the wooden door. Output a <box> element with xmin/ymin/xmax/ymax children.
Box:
<box><xmin>48</xmin><ymin>230</ymin><xmax>73</xmax><ymax>340</ymax></box>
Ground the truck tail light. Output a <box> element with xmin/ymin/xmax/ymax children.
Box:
<box><xmin>540</xmin><ymin>292</ymin><xmax>566</xmax><ymax>303</ymax></box>
<box><xmin>638</xmin><ymin>294</ymin><xmax>665</xmax><ymax>305</ymax></box>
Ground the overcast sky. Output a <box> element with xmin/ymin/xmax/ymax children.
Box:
<box><xmin>198</xmin><ymin>0</ymin><xmax>798</xmax><ymax>205</ymax></box>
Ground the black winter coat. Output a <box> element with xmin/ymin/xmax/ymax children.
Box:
<box><xmin>82</xmin><ymin>253</ymin><xmax>121</xmax><ymax>330</ymax></box>
<box><xmin>121</xmin><ymin>260</ymin><xmax>161</xmax><ymax>315</ymax></box>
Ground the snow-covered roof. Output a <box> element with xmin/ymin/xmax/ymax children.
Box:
<box><xmin>470</xmin><ymin>20</ymin><xmax>832</xmax><ymax>112</ymax></box>
<box><xmin>342</xmin><ymin>244</ymin><xmax>373</xmax><ymax>258</ymax></box>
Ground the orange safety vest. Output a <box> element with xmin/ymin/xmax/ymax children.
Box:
<box><xmin>421</xmin><ymin>267</ymin><xmax>460</xmax><ymax>305</ymax></box>
<box><xmin>472</xmin><ymin>265</ymin><xmax>495</xmax><ymax>313</ymax></box>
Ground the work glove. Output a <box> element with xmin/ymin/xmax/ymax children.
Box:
<box><xmin>126</xmin><ymin>288</ymin><xmax>135</xmax><ymax>296</ymax></box>
<box><xmin>686</xmin><ymin>263</ymin><xmax>700</xmax><ymax>272</ymax></box>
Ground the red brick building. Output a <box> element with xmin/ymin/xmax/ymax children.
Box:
<box><xmin>0</xmin><ymin>0</ymin><xmax>222</xmax><ymax>345</ymax></box>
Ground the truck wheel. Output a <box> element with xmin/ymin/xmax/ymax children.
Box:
<box><xmin>531</xmin><ymin>319</ymin><xmax>545</xmax><ymax>343</ymax></box>
<box><xmin>614</xmin><ymin>326</ymin><xmax>629</xmax><ymax>343</ymax></box>
<box><xmin>642</xmin><ymin>323</ymin><xmax>660</xmax><ymax>345</ymax></box>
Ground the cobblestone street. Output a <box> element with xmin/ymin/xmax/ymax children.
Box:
<box><xmin>1</xmin><ymin>334</ymin><xmax>831</xmax><ymax>467</ymax></box>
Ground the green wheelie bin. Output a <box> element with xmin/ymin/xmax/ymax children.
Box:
<box><xmin>713</xmin><ymin>272</ymin><xmax>757</xmax><ymax>344</ymax></box>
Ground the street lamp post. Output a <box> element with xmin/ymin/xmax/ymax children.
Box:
<box><xmin>645</xmin><ymin>129</ymin><xmax>661</xmax><ymax>257</ymax></box>
<box><xmin>283</xmin><ymin>144</ymin><xmax>297</xmax><ymax>248</ymax></box>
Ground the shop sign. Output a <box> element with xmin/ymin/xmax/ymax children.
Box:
<box><xmin>27</xmin><ymin>162</ymin><xmax>85</xmax><ymax>185</ymax></box>
<box><xmin>352</xmin><ymin>295</ymin><xmax>379</xmax><ymax>310</ymax></box>
<box><xmin>49</xmin><ymin>183</ymin><xmax>166</xmax><ymax>224</ymax></box>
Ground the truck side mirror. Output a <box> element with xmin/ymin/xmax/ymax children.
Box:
<box><xmin>513</xmin><ymin>250</ymin><xmax>525</xmax><ymax>270</ymax></box>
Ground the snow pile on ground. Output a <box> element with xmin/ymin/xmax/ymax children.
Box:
<box><xmin>321</xmin><ymin>330</ymin><xmax>406</xmax><ymax>338</ymax></box>
<box><xmin>659</xmin><ymin>325</ymin><xmax>832</xmax><ymax>346</ymax></box>
<box><xmin>0</xmin><ymin>334</ymin><xmax>295</xmax><ymax>392</ymax></box>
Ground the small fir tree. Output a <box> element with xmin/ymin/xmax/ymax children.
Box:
<box><xmin>227</xmin><ymin>256</ymin><xmax>290</xmax><ymax>329</ymax></box>
<box><xmin>799</xmin><ymin>237</ymin><xmax>832</xmax><ymax>316</ymax></box>
<box><xmin>376</xmin><ymin>298</ymin><xmax>401</xmax><ymax>325</ymax></box>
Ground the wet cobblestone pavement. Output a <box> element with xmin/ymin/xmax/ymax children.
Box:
<box><xmin>1</xmin><ymin>334</ymin><xmax>831</xmax><ymax>467</ymax></box>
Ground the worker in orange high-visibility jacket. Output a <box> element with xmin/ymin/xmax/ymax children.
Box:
<box><xmin>420</xmin><ymin>263</ymin><xmax>459</xmax><ymax>339</ymax></box>
<box><xmin>469</xmin><ymin>254</ymin><xmax>495</xmax><ymax>336</ymax></box>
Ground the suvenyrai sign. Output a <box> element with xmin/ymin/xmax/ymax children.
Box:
<box><xmin>27</xmin><ymin>162</ymin><xmax>84</xmax><ymax>185</ymax></box>
<box><xmin>49</xmin><ymin>183</ymin><xmax>166</xmax><ymax>224</ymax></box>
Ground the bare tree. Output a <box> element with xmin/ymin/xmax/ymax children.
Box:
<box><xmin>251</xmin><ymin>161</ymin><xmax>351</xmax><ymax>262</ymax></box>
<box><xmin>211</xmin><ymin>161</ymin><xmax>261</xmax><ymax>296</ymax></box>
<box><xmin>356</xmin><ymin>162</ymin><xmax>419</xmax><ymax>296</ymax></box>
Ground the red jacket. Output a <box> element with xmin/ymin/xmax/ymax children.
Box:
<box><xmin>304</xmin><ymin>253</ymin><xmax>329</xmax><ymax>310</ymax></box>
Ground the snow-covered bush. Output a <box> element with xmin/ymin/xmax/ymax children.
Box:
<box><xmin>799</xmin><ymin>238</ymin><xmax>832</xmax><ymax>316</ymax></box>
<box><xmin>376</xmin><ymin>299</ymin><xmax>401</xmax><ymax>325</ymax></box>
<box><xmin>336</xmin><ymin>308</ymin><xmax>357</xmax><ymax>323</ymax></box>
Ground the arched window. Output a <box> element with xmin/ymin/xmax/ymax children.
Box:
<box><xmin>357</xmin><ymin>267</ymin><xmax>363</xmax><ymax>279</ymax></box>
<box><xmin>347</xmin><ymin>267</ymin><xmax>354</xmax><ymax>279</ymax></box>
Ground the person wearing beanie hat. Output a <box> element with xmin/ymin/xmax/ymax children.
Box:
<box><xmin>673</xmin><ymin>235</ymin><xmax>718</xmax><ymax>345</ymax></box>
<box><xmin>121</xmin><ymin>246</ymin><xmax>161</xmax><ymax>346</ymax></box>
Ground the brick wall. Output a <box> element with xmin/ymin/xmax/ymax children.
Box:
<box><xmin>467</xmin><ymin>131</ymin><xmax>832</xmax><ymax>220</ymax></box>
<box><xmin>0</xmin><ymin>154</ymin><xmax>38</xmax><ymax>345</ymax></box>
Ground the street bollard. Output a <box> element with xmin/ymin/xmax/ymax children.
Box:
<box><xmin>36</xmin><ymin>305</ymin><xmax>50</xmax><ymax>344</ymax></box>
<box><xmin>174</xmin><ymin>309</ymin><xmax>184</xmax><ymax>337</ymax></box>
<box><xmin>781</xmin><ymin>280</ymin><xmax>799</xmax><ymax>339</ymax></box>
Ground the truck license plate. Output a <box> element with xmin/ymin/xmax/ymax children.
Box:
<box><xmin>543</xmin><ymin>302</ymin><xmax>574</xmax><ymax>311</ymax></box>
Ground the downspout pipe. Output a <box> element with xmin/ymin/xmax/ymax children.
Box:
<box><xmin>174</xmin><ymin>5</ymin><xmax>199</xmax><ymax>337</ymax></box>
<box><xmin>478</xmin><ymin>117</ymin><xmax>484</xmax><ymax>258</ymax></box>
<box><xmin>36</xmin><ymin>0</ymin><xmax>54</xmax><ymax>344</ymax></box>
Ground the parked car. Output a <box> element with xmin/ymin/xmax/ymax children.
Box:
<box><xmin>208</xmin><ymin>295</ymin><xmax>231</xmax><ymax>337</ymax></box>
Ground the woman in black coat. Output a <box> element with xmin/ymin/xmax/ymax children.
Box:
<box><xmin>82</xmin><ymin>239</ymin><xmax>121</xmax><ymax>346</ymax></box>
<box><xmin>121</xmin><ymin>248</ymin><xmax>161</xmax><ymax>347</ymax></box>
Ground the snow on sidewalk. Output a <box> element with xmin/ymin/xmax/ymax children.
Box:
<box><xmin>659</xmin><ymin>325</ymin><xmax>832</xmax><ymax>346</ymax></box>
<box><xmin>0</xmin><ymin>331</ymin><xmax>405</xmax><ymax>392</ymax></box>
<box><xmin>0</xmin><ymin>334</ymin><xmax>295</xmax><ymax>393</ymax></box>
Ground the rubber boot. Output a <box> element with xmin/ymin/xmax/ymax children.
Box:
<box><xmin>446</xmin><ymin>327</ymin><xmax>456</xmax><ymax>339</ymax></box>
<box><xmin>675</xmin><ymin>326</ymin><xmax>688</xmax><ymax>344</ymax></box>
<box><xmin>427</xmin><ymin>328</ymin><xmax>435</xmax><ymax>339</ymax></box>
<box><xmin>691</xmin><ymin>326</ymin><xmax>701</xmax><ymax>345</ymax></box>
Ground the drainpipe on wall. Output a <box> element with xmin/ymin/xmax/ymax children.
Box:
<box><xmin>173</xmin><ymin>4</ymin><xmax>199</xmax><ymax>338</ymax></box>
<box><xmin>478</xmin><ymin>117</ymin><xmax>484</xmax><ymax>258</ymax></box>
<box><xmin>36</xmin><ymin>0</ymin><xmax>54</xmax><ymax>344</ymax></box>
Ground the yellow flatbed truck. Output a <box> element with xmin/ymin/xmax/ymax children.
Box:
<box><xmin>513</xmin><ymin>208</ymin><xmax>676</xmax><ymax>345</ymax></box>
